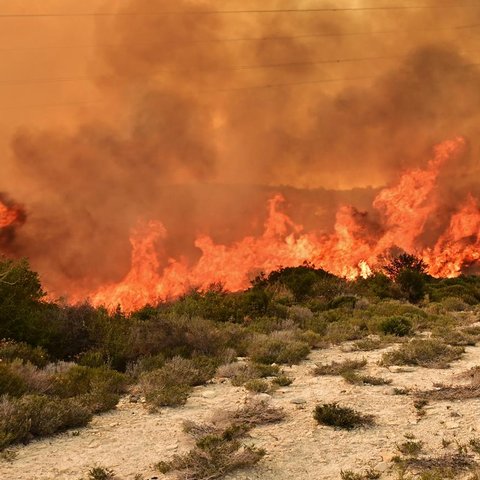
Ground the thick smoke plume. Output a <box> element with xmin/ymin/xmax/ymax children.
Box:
<box><xmin>1</xmin><ymin>0</ymin><xmax>480</xmax><ymax>299</ymax></box>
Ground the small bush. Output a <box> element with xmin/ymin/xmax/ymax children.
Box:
<box><xmin>313</xmin><ymin>403</ymin><xmax>374</xmax><ymax>430</ymax></box>
<box><xmin>314</xmin><ymin>358</ymin><xmax>367</xmax><ymax>376</ymax></box>
<box><xmin>351</xmin><ymin>337</ymin><xmax>386</xmax><ymax>351</ymax></box>
<box><xmin>0</xmin><ymin>340</ymin><xmax>49</xmax><ymax>367</ymax></box>
<box><xmin>380</xmin><ymin>316</ymin><xmax>413</xmax><ymax>337</ymax></box>
<box><xmin>0</xmin><ymin>364</ymin><xmax>28</xmax><ymax>397</ymax></box>
<box><xmin>156</xmin><ymin>399</ymin><xmax>282</xmax><ymax>479</ymax></box>
<box><xmin>272</xmin><ymin>375</ymin><xmax>293</xmax><ymax>387</ymax></box>
<box><xmin>244</xmin><ymin>379</ymin><xmax>270</xmax><ymax>393</ymax></box>
<box><xmin>0</xmin><ymin>394</ymin><xmax>92</xmax><ymax>450</ymax></box>
<box><xmin>87</xmin><ymin>467</ymin><xmax>117</xmax><ymax>480</ymax></box>
<box><xmin>248</xmin><ymin>331</ymin><xmax>310</xmax><ymax>365</ymax></box>
<box><xmin>22</xmin><ymin>395</ymin><xmax>92</xmax><ymax>436</ymax></box>
<box><xmin>140</xmin><ymin>356</ymin><xmax>215</xmax><ymax>409</ymax></box>
<box><xmin>340</xmin><ymin>469</ymin><xmax>381</xmax><ymax>480</ymax></box>
<box><xmin>342</xmin><ymin>371</ymin><xmax>391</xmax><ymax>386</ymax></box>
<box><xmin>398</xmin><ymin>440</ymin><xmax>424</xmax><ymax>457</ymax></box>
<box><xmin>382</xmin><ymin>339</ymin><xmax>464</xmax><ymax>369</ymax></box>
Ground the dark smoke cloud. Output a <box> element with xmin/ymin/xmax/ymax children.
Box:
<box><xmin>2</xmin><ymin>0</ymin><xmax>480</xmax><ymax>294</ymax></box>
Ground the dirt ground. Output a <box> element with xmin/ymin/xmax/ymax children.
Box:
<box><xmin>1</xmin><ymin>342</ymin><xmax>479</xmax><ymax>480</ymax></box>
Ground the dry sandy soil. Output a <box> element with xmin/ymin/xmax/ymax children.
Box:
<box><xmin>1</xmin><ymin>342</ymin><xmax>480</xmax><ymax>480</ymax></box>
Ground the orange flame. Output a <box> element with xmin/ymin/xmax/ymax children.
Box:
<box><xmin>83</xmin><ymin>136</ymin><xmax>477</xmax><ymax>311</ymax></box>
<box><xmin>0</xmin><ymin>200</ymin><xmax>23</xmax><ymax>229</ymax></box>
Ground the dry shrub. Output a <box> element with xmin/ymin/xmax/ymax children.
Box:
<box><xmin>0</xmin><ymin>394</ymin><xmax>92</xmax><ymax>450</ymax></box>
<box><xmin>351</xmin><ymin>337</ymin><xmax>386</xmax><ymax>351</ymax></box>
<box><xmin>404</xmin><ymin>453</ymin><xmax>476</xmax><ymax>472</ymax></box>
<box><xmin>8</xmin><ymin>360</ymin><xmax>53</xmax><ymax>394</ymax></box>
<box><xmin>382</xmin><ymin>339</ymin><xmax>464</xmax><ymax>369</ymax></box>
<box><xmin>314</xmin><ymin>358</ymin><xmax>367</xmax><ymax>376</ymax></box>
<box><xmin>244</xmin><ymin>379</ymin><xmax>270</xmax><ymax>393</ymax></box>
<box><xmin>342</xmin><ymin>371</ymin><xmax>392</xmax><ymax>386</ymax></box>
<box><xmin>140</xmin><ymin>356</ymin><xmax>216</xmax><ymax>409</ymax></box>
<box><xmin>313</xmin><ymin>403</ymin><xmax>374</xmax><ymax>430</ymax></box>
<box><xmin>158</xmin><ymin>399</ymin><xmax>284</xmax><ymax>479</ymax></box>
<box><xmin>158</xmin><ymin>439</ymin><xmax>265</xmax><ymax>480</ymax></box>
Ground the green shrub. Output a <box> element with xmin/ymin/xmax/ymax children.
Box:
<box><xmin>0</xmin><ymin>340</ymin><xmax>49</xmax><ymax>367</ymax></box>
<box><xmin>380</xmin><ymin>316</ymin><xmax>413</xmax><ymax>337</ymax></box>
<box><xmin>272</xmin><ymin>375</ymin><xmax>293</xmax><ymax>387</ymax></box>
<box><xmin>441</xmin><ymin>297</ymin><xmax>468</xmax><ymax>312</ymax></box>
<box><xmin>382</xmin><ymin>339</ymin><xmax>464</xmax><ymax>369</ymax></box>
<box><xmin>313</xmin><ymin>403</ymin><xmax>374</xmax><ymax>430</ymax></box>
<box><xmin>52</xmin><ymin>366</ymin><xmax>127</xmax><ymax>398</ymax></box>
<box><xmin>0</xmin><ymin>364</ymin><xmax>28</xmax><ymax>397</ymax></box>
<box><xmin>147</xmin><ymin>384</ymin><xmax>192</xmax><ymax>408</ymax></box>
<box><xmin>248</xmin><ymin>332</ymin><xmax>310</xmax><ymax>365</ymax></box>
<box><xmin>140</xmin><ymin>356</ymin><xmax>215</xmax><ymax>409</ymax></box>
<box><xmin>20</xmin><ymin>394</ymin><xmax>92</xmax><ymax>436</ymax></box>
<box><xmin>244</xmin><ymin>379</ymin><xmax>270</xmax><ymax>393</ymax></box>
<box><xmin>0</xmin><ymin>394</ymin><xmax>92</xmax><ymax>450</ymax></box>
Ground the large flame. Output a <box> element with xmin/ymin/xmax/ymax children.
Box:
<box><xmin>79</xmin><ymin>136</ymin><xmax>479</xmax><ymax>312</ymax></box>
<box><xmin>0</xmin><ymin>199</ymin><xmax>23</xmax><ymax>229</ymax></box>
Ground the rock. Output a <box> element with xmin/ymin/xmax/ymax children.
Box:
<box><xmin>129</xmin><ymin>395</ymin><xmax>140</xmax><ymax>403</ymax></box>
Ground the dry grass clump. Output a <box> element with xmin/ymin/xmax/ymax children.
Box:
<box><xmin>342</xmin><ymin>371</ymin><xmax>392</xmax><ymax>386</ymax></box>
<box><xmin>381</xmin><ymin>339</ymin><xmax>464</xmax><ymax>369</ymax></box>
<box><xmin>397</xmin><ymin>440</ymin><xmax>424</xmax><ymax>457</ymax></box>
<box><xmin>313</xmin><ymin>403</ymin><xmax>374</xmax><ymax>430</ymax></box>
<box><xmin>404</xmin><ymin>453</ymin><xmax>476</xmax><ymax>472</ymax></box>
<box><xmin>340</xmin><ymin>468</ymin><xmax>381</xmax><ymax>480</ymax></box>
<box><xmin>351</xmin><ymin>337</ymin><xmax>387</xmax><ymax>351</ymax></box>
<box><xmin>86</xmin><ymin>466</ymin><xmax>118</xmax><ymax>480</ymax></box>
<box><xmin>157</xmin><ymin>399</ymin><xmax>284</xmax><ymax>479</ymax></box>
<box><xmin>417</xmin><ymin>366</ymin><xmax>480</xmax><ymax>401</ymax></box>
<box><xmin>314</xmin><ymin>358</ymin><xmax>367</xmax><ymax>376</ymax></box>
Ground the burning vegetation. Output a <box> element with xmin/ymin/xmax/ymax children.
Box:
<box><xmin>0</xmin><ymin>1</ymin><xmax>480</xmax><ymax>311</ymax></box>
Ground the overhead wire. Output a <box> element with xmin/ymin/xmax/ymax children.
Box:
<box><xmin>0</xmin><ymin>3</ymin><xmax>478</xmax><ymax>17</ymax></box>
<box><xmin>0</xmin><ymin>23</ymin><xmax>478</xmax><ymax>52</ymax></box>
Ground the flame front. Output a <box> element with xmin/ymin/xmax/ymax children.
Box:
<box><xmin>81</xmin><ymin>136</ymin><xmax>480</xmax><ymax>312</ymax></box>
<box><xmin>0</xmin><ymin>200</ymin><xmax>23</xmax><ymax>229</ymax></box>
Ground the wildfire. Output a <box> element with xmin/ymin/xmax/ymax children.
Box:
<box><xmin>79</xmin><ymin>136</ymin><xmax>479</xmax><ymax>312</ymax></box>
<box><xmin>0</xmin><ymin>199</ymin><xmax>24</xmax><ymax>229</ymax></box>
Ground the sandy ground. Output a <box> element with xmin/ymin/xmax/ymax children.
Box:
<box><xmin>1</xmin><ymin>342</ymin><xmax>480</xmax><ymax>480</ymax></box>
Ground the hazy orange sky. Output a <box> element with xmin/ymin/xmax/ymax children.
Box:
<box><xmin>1</xmin><ymin>0</ymin><xmax>479</xmax><ymax>190</ymax></box>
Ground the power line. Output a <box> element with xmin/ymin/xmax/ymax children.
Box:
<box><xmin>0</xmin><ymin>54</ymin><xmax>417</xmax><ymax>86</ymax></box>
<box><xmin>0</xmin><ymin>49</ymin><xmax>478</xmax><ymax>87</ymax></box>
<box><xmin>1</xmin><ymin>63</ymin><xmax>478</xmax><ymax>110</ymax></box>
<box><xmin>0</xmin><ymin>23</ymin><xmax>478</xmax><ymax>53</ymax></box>
<box><xmin>0</xmin><ymin>4</ymin><xmax>479</xmax><ymax>18</ymax></box>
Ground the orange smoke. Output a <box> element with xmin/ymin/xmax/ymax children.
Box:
<box><xmin>78</xmin><ymin>136</ymin><xmax>478</xmax><ymax>312</ymax></box>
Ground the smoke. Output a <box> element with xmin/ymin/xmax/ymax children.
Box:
<box><xmin>2</xmin><ymin>0</ymin><xmax>480</xmax><ymax>295</ymax></box>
